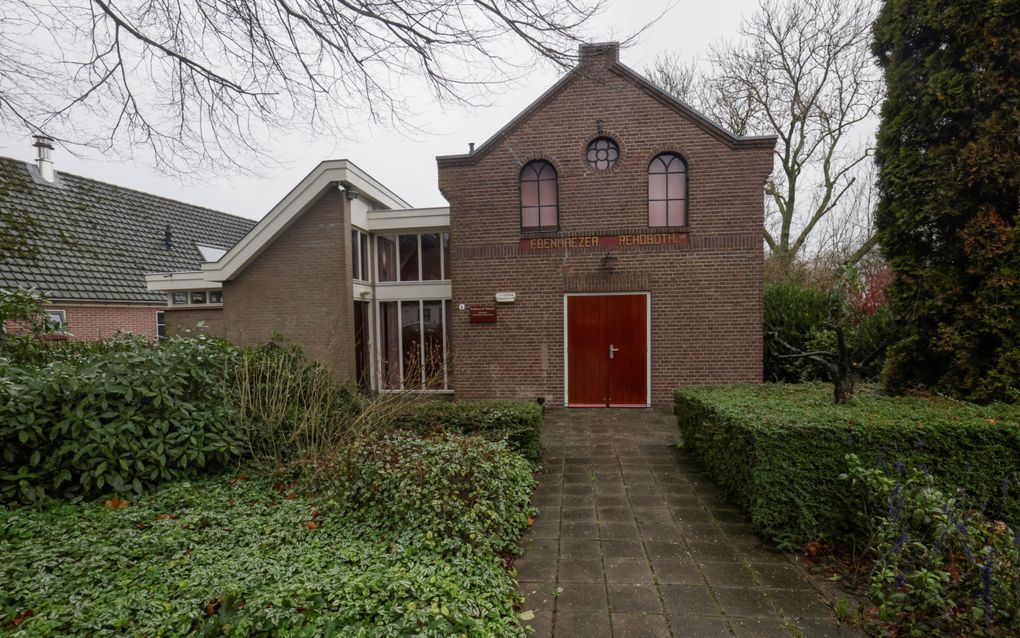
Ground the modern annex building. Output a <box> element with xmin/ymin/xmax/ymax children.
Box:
<box><xmin>148</xmin><ymin>43</ymin><xmax>775</xmax><ymax>407</ymax></box>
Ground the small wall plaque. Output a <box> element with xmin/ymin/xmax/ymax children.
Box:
<box><xmin>469</xmin><ymin>305</ymin><xmax>498</xmax><ymax>323</ymax></box>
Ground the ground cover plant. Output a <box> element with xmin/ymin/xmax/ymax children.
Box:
<box><xmin>674</xmin><ymin>384</ymin><xmax>1020</xmax><ymax>547</ymax></box>
<box><xmin>1</xmin><ymin>433</ymin><xmax>535</xmax><ymax>636</ymax></box>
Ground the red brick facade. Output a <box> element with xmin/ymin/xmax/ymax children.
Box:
<box><xmin>437</xmin><ymin>44</ymin><xmax>774</xmax><ymax>405</ymax></box>
<box><xmin>45</xmin><ymin>304</ymin><xmax>163</xmax><ymax>340</ymax></box>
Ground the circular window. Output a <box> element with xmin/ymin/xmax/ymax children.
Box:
<box><xmin>586</xmin><ymin>137</ymin><xmax>619</xmax><ymax>170</ymax></box>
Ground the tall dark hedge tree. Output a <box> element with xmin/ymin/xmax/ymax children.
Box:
<box><xmin>872</xmin><ymin>0</ymin><xmax>1020</xmax><ymax>402</ymax></box>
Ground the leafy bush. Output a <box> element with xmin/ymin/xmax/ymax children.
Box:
<box><xmin>226</xmin><ymin>337</ymin><xmax>362</xmax><ymax>468</ymax></box>
<box><xmin>675</xmin><ymin>384</ymin><xmax>1020</xmax><ymax>548</ymax></box>
<box><xmin>764</xmin><ymin>280</ymin><xmax>832</xmax><ymax>382</ymax></box>
<box><xmin>390</xmin><ymin>400</ymin><xmax>543</xmax><ymax>464</ymax></box>
<box><xmin>844</xmin><ymin>454</ymin><xmax>1020</xmax><ymax>636</ymax></box>
<box><xmin>1</xmin><ymin>435</ymin><xmax>534</xmax><ymax>636</ymax></box>
<box><xmin>0</xmin><ymin>335</ymin><xmax>243</xmax><ymax>503</ymax></box>
<box><xmin>328</xmin><ymin>433</ymin><xmax>536</xmax><ymax>556</ymax></box>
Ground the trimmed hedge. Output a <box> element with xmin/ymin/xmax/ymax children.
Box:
<box><xmin>391</xmin><ymin>400</ymin><xmax>543</xmax><ymax>464</ymax></box>
<box><xmin>675</xmin><ymin>384</ymin><xmax>1020</xmax><ymax>548</ymax></box>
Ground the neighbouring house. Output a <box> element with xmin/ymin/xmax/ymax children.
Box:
<box><xmin>0</xmin><ymin>139</ymin><xmax>255</xmax><ymax>340</ymax></box>
<box><xmin>148</xmin><ymin>42</ymin><xmax>775</xmax><ymax>406</ymax></box>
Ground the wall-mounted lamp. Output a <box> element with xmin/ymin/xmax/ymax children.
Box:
<box><xmin>344</xmin><ymin>185</ymin><xmax>360</xmax><ymax>201</ymax></box>
<box><xmin>600</xmin><ymin>251</ymin><xmax>618</xmax><ymax>270</ymax></box>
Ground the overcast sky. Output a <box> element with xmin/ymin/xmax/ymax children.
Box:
<box><xmin>0</xmin><ymin>0</ymin><xmax>763</xmax><ymax>221</ymax></box>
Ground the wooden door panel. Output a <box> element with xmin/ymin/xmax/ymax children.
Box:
<box><xmin>606</xmin><ymin>294</ymin><xmax>647</xmax><ymax>406</ymax></box>
<box><xmin>567</xmin><ymin>295</ymin><xmax>607</xmax><ymax>406</ymax></box>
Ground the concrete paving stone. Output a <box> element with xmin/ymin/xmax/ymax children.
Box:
<box><xmin>639</xmin><ymin>522</ymin><xmax>686</xmax><ymax>544</ymax></box>
<box><xmin>728</xmin><ymin>616</ymin><xmax>795</xmax><ymax>638</ymax></box>
<box><xmin>600</xmin><ymin>521</ymin><xmax>643</xmax><ymax>540</ymax></box>
<box><xmin>516</xmin><ymin>555</ymin><xmax>559</xmax><ymax>581</ymax></box>
<box><xmin>676</xmin><ymin>521</ymin><xmax>725</xmax><ymax>540</ymax></box>
<box><xmin>659</xmin><ymin>584</ymin><xmax>723</xmax><ymax>616</ymax></box>
<box><xmin>520</xmin><ymin>538</ymin><xmax>560</xmax><ymax>560</ymax></box>
<box><xmin>670</xmin><ymin>506</ymin><xmax>714</xmax><ymax>523</ymax></box>
<box><xmin>766</xmin><ymin>588</ymin><xmax>833</xmax><ymax>618</ymax></box>
<box><xmin>664</xmin><ymin>492</ymin><xmax>704</xmax><ymax>507</ymax></box>
<box><xmin>561</xmin><ymin>506</ymin><xmax>598</xmax><ymax>523</ymax></box>
<box><xmin>556</xmin><ymin>582</ymin><xmax>609</xmax><ymax>611</ymax></box>
<box><xmin>561</xmin><ymin>521</ymin><xmax>600</xmax><ymax>539</ymax></box>
<box><xmin>560</xmin><ymin>493</ymin><xmax>596</xmax><ymax>508</ymax></box>
<box><xmin>631</xmin><ymin>508</ymin><xmax>675</xmax><ymax>525</ymax></box>
<box><xmin>651</xmin><ymin>559</ymin><xmax>704</xmax><ymax>585</ymax></box>
<box><xmin>519</xmin><ymin>581</ymin><xmax>558</xmax><ymax>611</ymax></box>
<box><xmin>752</xmin><ymin>562</ymin><xmax>814</xmax><ymax>590</ymax></box>
<box><xmin>559</xmin><ymin>538</ymin><xmax>601</xmax><ymax>558</ymax></box>
<box><xmin>601</xmin><ymin>539</ymin><xmax>646</xmax><ymax>559</ymax></box>
<box><xmin>628</xmin><ymin>493</ymin><xmax>668</xmax><ymax>508</ymax></box>
<box><xmin>521</xmin><ymin>609</ymin><xmax>553</xmax><ymax>638</ymax></box>
<box><xmin>687</xmin><ymin>541</ymin><xmax>740</xmax><ymax>563</ymax></box>
<box><xmin>553</xmin><ymin>610</ymin><xmax>612</xmax><ymax>638</ymax></box>
<box><xmin>643</xmin><ymin>540</ymin><xmax>688</xmax><ymax>560</ymax></box>
<box><xmin>529</xmin><ymin>518</ymin><xmax>563</xmax><ymax>539</ymax></box>
<box><xmin>610</xmin><ymin>612</ymin><xmax>672</xmax><ymax>638</ymax></box>
<box><xmin>563</xmin><ymin>483</ymin><xmax>596</xmax><ymax>496</ymax></box>
<box><xmin>713</xmin><ymin>587</ymin><xmax>776</xmax><ymax>618</ymax></box>
<box><xmin>668</xmin><ymin>614</ymin><xmax>734</xmax><ymax>637</ymax></box>
<box><xmin>604</xmin><ymin>558</ymin><xmax>656</xmax><ymax>584</ymax></box>
<box><xmin>607</xmin><ymin>583</ymin><xmax>664</xmax><ymax>613</ymax></box>
<box><xmin>596</xmin><ymin>482</ymin><xmax>628</xmax><ymax>496</ymax></box>
<box><xmin>700</xmin><ymin>561</ymin><xmax>758</xmax><ymax>588</ymax></box>
<box><xmin>737</xmin><ymin>544</ymin><xmax>790</xmax><ymax>564</ymax></box>
<box><xmin>559</xmin><ymin>558</ymin><xmax>606</xmax><ymax>583</ymax></box>
<box><xmin>597</xmin><ymin>506</ymin><xmax>636</xmax><ymax>522</ymax></box>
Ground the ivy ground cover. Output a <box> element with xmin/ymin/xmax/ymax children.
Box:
<box><xmin>1</xmin><ymin>434</ymin><xmax>535</xmax><ymax>637</ymax></box>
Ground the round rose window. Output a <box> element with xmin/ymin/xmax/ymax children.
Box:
<box><xmin>586</xmin><ymin>137</ymin><xmax>619</xmax><ymax>170</ymax></box>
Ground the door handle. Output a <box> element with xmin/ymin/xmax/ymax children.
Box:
<box><xmin>609</xmin><ymin>344</ymin><xmax>619</xmax><ymax>359</ymax></box>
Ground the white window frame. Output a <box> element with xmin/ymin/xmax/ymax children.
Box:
<box><xmin>47</xmin><ymin>309</ymin><xmax>67</xmax><ymax>330</ymax></box>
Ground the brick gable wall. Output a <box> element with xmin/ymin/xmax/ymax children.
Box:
<box><xmin>438</xmin><ymin>56</ymin><xmax>774</xmax><ymax>405</ymax></box>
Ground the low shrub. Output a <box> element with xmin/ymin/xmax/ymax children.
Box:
<box><xmin>390</xmin><ymin>400</ymin><xmax>543</xmax><ymax>464</ymax></box>
<box><xmin>675</xmin><ymin>384</ymin><xmax>1020</xmax><ymax>548</ymax></box>
<box><xmin>328</xmin><ymin>433</ymin><xmax>536</xmax><ymax>556</ymax></box>
<box><xmin>0</xmin><ymin>335</ymin><xmax>243</xmax><ymax>503</ymax></box>
<box><xmin>1</xmin><ymin>434</ymin><xmax>534</xmax><ymax>636</ymax></box>
<box><xmin>844</xmin><ymin>455</ymin><xmax>1020</xmax><ymax>636</ymax></box>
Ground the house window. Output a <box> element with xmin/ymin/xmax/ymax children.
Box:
<box><xmin>377</xmin><ymin>235</ymin><xmax>397</xmax><ymax>282</ymax></box>
<box><xmin>442</xmin><ymin>232</ymin><xmax>451</xmax><ymax>279</ymax></box>
<box><xmin>421</xmin><ymin>233</ymin><xmax>442</xmax><ymax>281</ymax></box>
<box><xmin>190</xmin><ymin>291</ymin><xmax>207</xmax><ymax>304</ymax></box>
<box><xmin>46</xmin><ymin>309</ymin><xmax>66</xmax><ymax>331</ymax></box>
<box><xmin>399</xmin><ymin>234</ymin><xmax>419</xmax><ymax>281</ymax></box>
<box><xmin>586</xmin><ymin>137</ymin><xmax>619</xmax><ymax>170</ymax></box>
<box><xmin>354</xmin><ymin>300</ymin><xmax>370</xmax><ymax>392</ymax></box>
<box><xmin>209</xmin><ymin>290</ymin><xmax>223</xmax><ymax>304</ymax></box>
<box><xmin>520</xmin><ymin>160</ymin><xmax>558</xmax><ymax>231</ymax></box>
<box><xmin>378</xmin><ymin>299</ymin><xmax>450</xmax><ymax>391</ymax></box>
<box><xmin>352</xmin><ymin>229</ymin><xmax>371</xmax><ymax>281</ymax></box>
<box><xmin>156</xmin><ymin>311</ymin><xmax>166</xmax><ymax>339</ymax></box>
<box><xmin>648</xmin><ymin>153</ymin><xmax>688</xmax><ymax>227</ymax></box>
<box><xmin>380</xmin><ymin>301</ymin><xmax>401</xmax><ymax>389</ymax></box>
<box><xmin>172</xmin><ymin>291</ymin><xmax>188</xmax><ymax>305</ymax></box>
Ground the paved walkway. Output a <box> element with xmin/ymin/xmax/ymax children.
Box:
<box><xmin>516</xmin><ymin>409</ymin><xmax>856</xmax><ymax>638</ymax></box>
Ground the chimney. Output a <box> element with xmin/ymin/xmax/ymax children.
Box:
<box><xmin>578</xmin><ymin>42</ymin><xmax>620</xmax><ymax>66</ymax></box>
<box><xmin>33</xmin><ymin>135</ymin><xmax>55</xmax><ymax>184</ymax></box>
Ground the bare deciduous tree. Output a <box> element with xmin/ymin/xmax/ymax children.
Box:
<box><xmin>647</xmin><ymin>0</ymin><xmax>882</xmax><ymax>264</ymax></box>
<box><xmin>0</xmin><ymin>0</ymin><xmax>611</xmax><ymax>174</ymax></box>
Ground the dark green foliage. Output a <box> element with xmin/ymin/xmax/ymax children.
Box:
<box><xmin>872</xmin><ymin>0</ymin><xmax>1020</xmax><ymax>402</ymax></box>
<box><xmin>391</xmin><ymin>400</ymin><xmax>544</xmax><ymax>464</ymax></box>
<box><xmin>0</xmin><ymin>336</ymin><xmax>244</xmax><ymax>503</ymax></box>
<box><xmin>675</xmin><ymin>384</ymin><xmax>1020</xmax><ymax>548</ymax></box>
<box><xmin>764</xmin><ymin>280</ymin><xmax>832</xmax><ymax>382</ymax></box>
<box><xmin>844</xmin><ymin>455</ymin><xmax>1020</xmax><ymax>636</ymax></box>
<box><xmin>1</xmin><ymin>437</ymin><xmax>534</xmax><ymax>636</ymax></box>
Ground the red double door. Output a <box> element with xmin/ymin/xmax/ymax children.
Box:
<box><xmin>566</xmin><ymin>294</ymin><xmax>648</xmax><ymax>407</ymax></box>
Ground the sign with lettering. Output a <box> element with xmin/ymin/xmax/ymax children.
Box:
<box><xmin>469</xmin><ymin>305</ymin><xmax>498</xmax><ymax>323</ymax></box>
<box><xmin>519</xmin><ymin>232</ymin><xmax>687</xmax><ymax>252</ymax></box>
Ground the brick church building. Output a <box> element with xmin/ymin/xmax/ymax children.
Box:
<box><xmin>149</xmin><ymin>43</ymin><xmax>775</xmax><ymax>406</ymax></box>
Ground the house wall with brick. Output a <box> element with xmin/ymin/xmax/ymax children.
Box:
<box><xmin>437</xmin><ymin>44</ymin><xmax>774</xmax><ymax>405</ymax></box>
<box><xmin>164</xmin><ymin>190</ymin><xmax>356</xmax><ymax>377</ymax></box>
<box><xmin>45</xmin><ymin>303</ymin><xmax>163</xmax><ymax>340</ymax></box>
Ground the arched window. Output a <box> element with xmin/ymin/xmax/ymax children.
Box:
<box><xmin>648</xmin><ymin>153</ymin><xmax>687</xmax><ymax>227</ymax></box>
<box><xmin>520</xmin><ymin>160</ymin><xmax>558</xmax><ymax>231</ymax></box>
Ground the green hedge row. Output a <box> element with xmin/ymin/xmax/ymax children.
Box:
<box><xmin>1</xmin><ymin>434</ymin><xmax>535</xmax><ymax>636</ymax></box>
<box><xmin>392</xmin><ymin>400</ymin><xmax>543</xmax><ymax>464</ymax></box>
<box><xmin>675</xmin><ymin>384</ymin><xmax>1020</xmax><ymax>548</ymax></box>
<box><xmin>1</xmin><ymin>336</ymin><xmax>243</xmax><ymax>504</ymax></box>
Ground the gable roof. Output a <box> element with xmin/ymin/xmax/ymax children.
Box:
<box><xmin>0</xmin><ymin>156</ymin><xmax>256</xmax><ymax>303</ymax></box>
<box><xmin>436</xmin><ymin>43</ymin><xmax>776</xmax><ymax>167</ymax></box>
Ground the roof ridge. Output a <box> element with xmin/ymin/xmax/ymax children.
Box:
<box><xmin>0</xmin><ymin>155</ymin><xmax>256</xmax><ymax>227</ymax></box>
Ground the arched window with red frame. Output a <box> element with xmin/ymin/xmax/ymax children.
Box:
<box><xmin>648</xmin><ymin>153</ymin><xmax>687</xmax><ymax>227</ymax></box>
<box><xmin>520</xmin><ymin>160</ymin><xmax>558</xmax><ymax>231</ymax></box>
